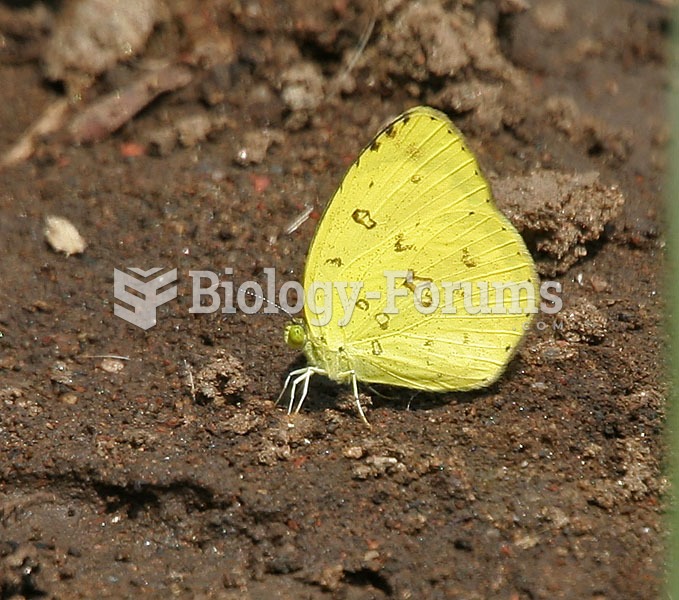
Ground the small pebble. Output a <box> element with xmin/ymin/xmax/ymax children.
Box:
<box><xmin>343</xmin><ymin>446</ymin><xmax>364</xmax><ymax>459</ymax></box>
<box><xmin>60</xmin><ymin>392</ymin><xmax>79</xmax><ymax>405</ymax></box>
<box><xmin>100</xmin><ymin>358</ymin><xmax>125</xmax><ymax>373</ymax></box>
<box><xmin>44</xmin><ymin>215</ymin><xmax>86</xmax><ymax>256</ymax></box>
<box><xmin>590</xmin><ymin>274</ymin><xmax>609</xmax><ymax>293</ymax></box>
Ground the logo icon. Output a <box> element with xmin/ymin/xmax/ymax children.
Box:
<box><xmin>113</xmin><ymin>267</ymin><xmax>178</xmax><ymax>330</ymax></box>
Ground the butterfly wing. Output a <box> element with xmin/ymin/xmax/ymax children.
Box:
<box><xmin>302</xmin><ymin>106</ymin><xmax>537</xmax><ymax>390</ymax></box>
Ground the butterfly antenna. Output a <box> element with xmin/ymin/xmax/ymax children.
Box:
<box><xmin>242</xmin><ymin>289</ymin><xmax>298</xmax><ymax>319</ymax></box>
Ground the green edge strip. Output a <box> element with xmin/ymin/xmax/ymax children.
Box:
<box><xmin>667</xmin><ymin>5</ymin><xmax>679</xmax><ymax>599</ymax></box>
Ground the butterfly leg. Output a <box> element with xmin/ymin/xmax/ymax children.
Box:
<box><xmin>339</xmin><ymin>370</ymin><xmax>370</xmax><ymax>427</ymax></box>
<box><xmin>292</xmin><ymin>367</ymin><xmax>326</xmax><ymax>414</ymax></box>
<box><xmin>286</xmin><ymin>368</ymin><xmax>312</xmax><ymax>413</ymax></box>
<box><xmin>292</xmin><ymin>369</ymin><xmax>313</xmax><ymax>414</ymax></box>
<box><xmin>276</xmin><ymin>367</ymin><xmax>305</xmax><ymax>407</ymax></box>
<box><xmin>352</xmin><ymin>372</ymin><xmax>371</xmax><ymax>427</ymax></box>
<box><xmin>276</xmin><ymin>366</ymin><xmax>314</xmax><ymax>413</ymax></box>
<box><xmin>278</xmin><ymin>366</ymin><xmax>326</xmax><ymax>415</ymax></box>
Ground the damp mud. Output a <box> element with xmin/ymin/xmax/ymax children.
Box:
<box><xmin>0</xmin><ymin>1</ymin><xmax>667</xmax><ymax>598</ymax></box>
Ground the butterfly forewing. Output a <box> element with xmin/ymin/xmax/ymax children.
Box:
<box><xmin>302</xmin><ymin>106</ymin><xmax>537</xmax><ymax>390</ymax></box>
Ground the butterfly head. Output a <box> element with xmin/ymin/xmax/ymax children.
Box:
<box><xmin>284</xmin><ymin>319</ymin><xmax>307</xmax><ymax>350</ymax></box>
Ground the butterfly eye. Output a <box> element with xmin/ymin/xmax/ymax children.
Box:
<box><xmin>284</xmin><ymin>322</ymin><xmax>307</xmax><ymax>350</ymax></box>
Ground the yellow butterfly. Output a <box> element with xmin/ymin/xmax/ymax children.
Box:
<box><xmin>279</xmin><ymin>106</ymin><xmax>537</xmax><ymax>424</ymax></box>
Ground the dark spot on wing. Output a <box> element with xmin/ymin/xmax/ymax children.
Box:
<box><xmin>461</xmin><ymin>247</ymin><xmax>477</xmax><ymax>268</ymax></box>
<box><xmin>356</xmin><ymin>299</ymin><xmax>369</xmax><ymax>311</ymax></box>
<box><xmin>352</xmin><ymin>209</ymin><xmax>377</xmax><ymax>229</ymax></box>
<box><xmin>394</xmin><ymin>233</ymin><xmax>414</xmax><ymax>253</ymax></box>
<box><xmin>375</xmin><ymin>313</ymin><xmax>390</xmax><ymax>330</ymax></box>
<box><xmin>402</xmin><ymin>271</ymin><xmax>433</xmax><ymax>293</ymax></box>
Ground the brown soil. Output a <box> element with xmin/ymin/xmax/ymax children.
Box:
<box><xmin>0</xmin><ymin>1</ymin><xmax>667</xmax><ymax>598</ymax></box>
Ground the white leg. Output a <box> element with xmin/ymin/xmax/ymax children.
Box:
<box><xmin>352</xmin><ymin>371</ymin><xmax>370</xmax><ymax>427</ymax></box>
<box><xmin>276</xmin><ymin>366</ymin><xmax>313</xmax><ymax>407</ymax></box>
<box><xmin>338</xmin><ymin>370</ymin><xmax>370</xmax><ymax>427</ymax></box>
<box><xmin>275</xmin><ymin>371</ymin><xmax>294</xmax><ymax>405</ymax></box>
<box><xmin>277</xmin><ymin>365</ymin><xmax>372</xmax><ymax>425</ymax></box>
<box><xmin>292</xmin><ymin>367</ymin><xmax>328</xmax><ymax>414</ymax></box>
<box><xmin>289</xmin><ymin>369</ymin><xmax>312</xmax><ymax>414</ymax></box>
<box><xmin>277</xmin><ymin>366</ymin><xmax>327</xmax><ymax>416</ymax></box>
<box><xmin>293</xmin><ymin>370</ymin><xmax>313</xmax><ymax>414</ymax></box>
